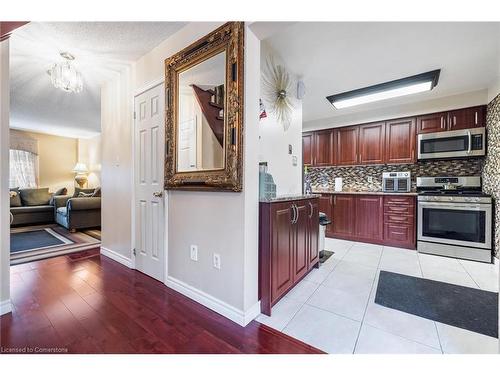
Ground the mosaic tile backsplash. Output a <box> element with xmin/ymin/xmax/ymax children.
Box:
<box><xmin>482</xmin><ymin>93</ymin><xmax>500</xmax><ymax>258</ymax></box>
<box><xmin>307</xmin><ymin>159</ymin><xmax>485</xmax><ymax>192</ymax></box>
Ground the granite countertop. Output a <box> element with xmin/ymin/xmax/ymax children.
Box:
<box><xmin>260</xmin><ymin>194</ymin><xmax>321</xmax><ymax>203</ymax></box>
<box><xmin>312</xmin><ymin>190</ymin><xmax>418</xmax><ymax>196</ymax></box>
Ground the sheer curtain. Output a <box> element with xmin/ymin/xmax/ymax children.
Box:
<box><xmin>9</xmin><ymin>149</ymin><xmax>37</xmax><ymax>188</ymax></box>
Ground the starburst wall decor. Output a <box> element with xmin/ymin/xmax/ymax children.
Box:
<box><xmin>262</xmin><ymin>58</ymin><xmax>295</xmax><ymax>131</ymax></box>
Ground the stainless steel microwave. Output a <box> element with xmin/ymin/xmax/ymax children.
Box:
<box><xmin>417</xmin><ymin>127</ymin><xmax>486</xmax><ymax>160</ymax></box>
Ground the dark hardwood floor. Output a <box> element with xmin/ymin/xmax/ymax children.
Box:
<box><xmin>0</xmin><ymin>249</ymin><xmax>323</xmax><ymax>354</ymax></box>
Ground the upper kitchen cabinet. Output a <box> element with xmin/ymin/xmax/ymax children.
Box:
<box><xmin>416</xmin><ymin>112</ymin><xmax>447</xmax><ymax>134</ymax></box>
<box><xmin>448</xmin><ymin>106</ymin><xmax>486</xmax><ymax>130</ymax></box>
<box><xmin>385</xmin><ymin>117</ymin><xmax>416</xmax><ymax>164</ymax></box>
<box><xmin>302</xmin><ymin>132</ymin><xmax>313</xmax><ymax>166</ymax></box>
<box><xmin>302</xmin><ymin>130</ymin><xmax>334</xmax><ymax>167</ymax></box>
<box><xmin>417</xmin><ymin>106</ymin><xmax>487</xmax><ymax>134</ymax></box>
<box><xmin>358</xmin><ymin>122</ymin><xmax>385</xmax><ymax>164</ymax></box>
<box><xmin>314</xmin><ymin>129</ymin><xmax>334</xmax><ymax>166</ymax></box>
<box><xmin>334</xmin><ymin>126</ymin><xmax>359</xmax><ymax>165</ymax></box>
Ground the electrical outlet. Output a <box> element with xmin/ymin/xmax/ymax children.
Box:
<box><xmin>367</xmin><ymin>176</ymin><xmax>373</xmax><ymax>183</ymax></box>
<box><xmin>190</xmin><ymin>245</ymin><xmax>198</xmax><ymax>261</ymax></box>
<box><xmin>213</xmin><ymin>253</ymin><xmax>221</xmax><ymax>270</ymax></box>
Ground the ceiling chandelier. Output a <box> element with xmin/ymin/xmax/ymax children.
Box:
<box><xmin>48</xmin><ymin>52</ymin><xmax>83</xmax><ymax>93</ymax></box>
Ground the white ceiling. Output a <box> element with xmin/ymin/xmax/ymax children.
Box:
<box><xmin>264</xmin><ymin>22</ymin><xmax>500</xmax><ymax>124</ymax></box>
<box><xmin>10</xmin><ymin>22</ymin><xmax>186</xmax><ymax>138</ymax></box>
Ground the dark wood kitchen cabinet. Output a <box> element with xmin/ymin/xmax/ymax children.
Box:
<box><xmin>355</xmin><ymin>195</ymin><xmax>383</xmax><ymax>241</ymax></box>
<box><xmin>416</xmin><ymin>112</ymin><xmax>447</xmax><ymax>134</ymax></box>
<box><xmin>331</xmin><ymin>194</ymin><xmax>383</xmax><ymax>241</ymax></box>
<box><xmin>302</xmin><ymin>105</ymin><xmax>487</xmax><ymax>168</ymax></box>
<box><xmin>313</xmin><ymin>129</ymin><xmax>334</xmax><ymax>166</ymax></box>
<box><xmin>448</xmin><ymin>106</ymin><xmax>486</xmax><ymax>130</ymax></box>
<box><xmin>334</xmin><ymin>126</ymin><xmax>359</xmax><ymax>165</ymax></box>
<box><xmin>308</xmin><ymin>199</ymin><xmax>320</xmax><ymax>269</ymax></box>
<box><xmin>302</xmin><ymin>132</ymin><xmax>313</xmax><ymax>166</ymax></box>
<box><xmin>259</xmin><ymin>197</ymin><xmax>320</xmax><ymax>315</ymax></box>
<box><xmin>385</xmin><ymin>117</ymin><xmax>416</xmax><ymax>164</ymax></box>
<box><xmin>358</xmin><ymin>122</ymin><xmax>385</xmax><ymax>165</ymax></box>
<box><xmin>417</xmin><ymin>106</ymin><xmax>486</xmax><ymax>134</ymax></box>
<box><xmin>331</xmin><ymin>194</ymin><xmax>356</xmax><ymax>237</ymax></box>
<box><xmin>383</xmin><ymin>196</ymin><xmax>416</xmax><ymax>249</ymax></box>
<box><xmin>293</xmin><ymin>202</ymin><xmax>310</xmax><ymax>281</ymax></box>
<box><xmin>302</xmin><ymin>130</ymin><xmax>333</xmax><ymax>167</ymax></box>
<box><xmin>327</xmin><ymin>193</ymin><xmax>416</xmax><ymax>249</ymax></box>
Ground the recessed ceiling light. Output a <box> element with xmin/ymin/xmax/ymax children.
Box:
<box><xmin>326</xmin><ymin>69</ymin><xmax>440</xmax><ymax>109</ymax></box>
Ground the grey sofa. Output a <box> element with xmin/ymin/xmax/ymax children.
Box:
<box><xmin>10</xmin><ymin>187</ymin><xmax>67</xmax><ymax>226</ymax></box>
<box><xmin>54</xmin><ymin>195</ymin><xmax>101</xmax><ymax>231</ymax></box>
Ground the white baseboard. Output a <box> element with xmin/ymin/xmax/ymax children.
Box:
<box><xmin>0</xmin><ymin>299</ymin><xmax>12</xmax><ymax>316</ymax></box>
<box><xmin>100</xmin><ymin>246</ymin><xmax>133</xmax><ymax>268</ymax></box>
<box><xmin>165</xmin><ymin>276</ymin><xmax>260</xmax><ymax>327</ymax></box>
<box><xmin>243</xmin><ymin>300</ymin><xmax>262</xmax><ymax>326</ymax></box>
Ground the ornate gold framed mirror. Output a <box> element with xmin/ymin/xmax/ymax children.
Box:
<box><xmin>164</xmin><ymin>22</ymin><xmax>244</xmax><ymax>191</ymax></box>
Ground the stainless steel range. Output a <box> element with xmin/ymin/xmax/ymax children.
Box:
<box><xmin>416</xmin><ymin>176</ymin><xmax>493</xmax><ymax>263</ymax></box>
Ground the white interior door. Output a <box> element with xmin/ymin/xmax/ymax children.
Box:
<box><xmin>134</xmin><ymin>83</ymin><xmax>165</xmax><ymax>282</ymax></box>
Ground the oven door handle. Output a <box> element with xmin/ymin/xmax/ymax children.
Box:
<box><xmin>419</xmin><ymin>202</ymin><xmax>484</xmax><ymax>210</ymax></box>
<box><xmin>467</xmin><ymin>130</ymin><xmax>472</xmax><ymax>154</ymax></box>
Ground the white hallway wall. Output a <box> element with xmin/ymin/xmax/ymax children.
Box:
<box><xmin>0</xmin><ymin>39</ymin><xmax>11</xmax><ymax>315</ymax></box>
<box><xmin>101</xmin><ymin>67</ymin><xmax>135</xmax><ymax>265</ymax></box>
<box><xmin>258</xmin><ymin>42</ymin><xmax>303</xmax><ymax>196</ymax></box>
<box><xmin>101</xmin><ymin>22</ymin><xmax>261</xmax><ymax>323</ymax></box>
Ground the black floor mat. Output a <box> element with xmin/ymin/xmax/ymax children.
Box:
<box><xmin>319</xmin><ymin>250</ymin><xmax>334</xmax><ymax>264</ymax></box>
<box><xmin>375</xmin><ymin>271</ymin><xmax>498</xmax><ymax>338</ymax></box>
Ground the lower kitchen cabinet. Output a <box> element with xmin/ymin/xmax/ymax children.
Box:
<box><xmin>259</xmin><ymin>197</ymin><xmax>320</xmax><ymax>316</ymax></box>
<box><xmin>355</xmin><ymin>195</ymin><xmax>384</xmax><ymax>240</ymax></box>
<box><xmin>332</xmin><ymin>195</ymin><xmax>356</xmax><ymax>236</ymax></box>
<box><xmin>383</xmin><ymin>196</ymin><xmax>416</xmax><ymax>249</ymax></box>
<box><xmin>328</xmin><ymin>194</ymin><xmax>416</xmax><ymax>249</ymax></box>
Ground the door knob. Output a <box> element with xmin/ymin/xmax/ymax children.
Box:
<box><xmin>153</xmin><ymin>191</ymin><xmax>163</xmax><ymax>198</ymax></box>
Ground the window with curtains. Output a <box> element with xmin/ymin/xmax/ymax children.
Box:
<box><xmin>9</xmin><ymin>149</ymin><xmax>38</xmax><ymax>188</ymax></box>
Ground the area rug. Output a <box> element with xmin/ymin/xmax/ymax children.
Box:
<box><xmin>10</xmin><ymin>224</ymin><xmax>101</xmax><ymax>265</ymax></box>
<box><xmin>11</xmin><ymin>228</ymin><xmax>73</xmax><ymax>253</ymax></box>
<box><xmin>375</xmin><ymin>270</ymin><xmax>499</xmax><ymax>338</ymax></box>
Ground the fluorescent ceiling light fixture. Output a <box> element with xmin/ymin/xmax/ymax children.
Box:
<box><xmin>327</xmin><ymin>69</ymin><xmax>440</xmax><ymax>109</ymax></box>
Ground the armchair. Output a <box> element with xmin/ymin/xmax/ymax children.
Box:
<box><xmin>54</xmin><ymin>195</ymin><xmax>101</xmax><ymax>231</ymax></box>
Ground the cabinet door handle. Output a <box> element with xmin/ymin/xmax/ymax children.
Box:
<box><xmin>295</xmin><ymin>204</ymin><xmax>300</xmax><ymax>223</ymax></box>
<box><xmin>308</xmin><ymin>201</ymin><xmax>314</xmax><ymax>218</ymax></box>
<box><xmin>475</xmin><ymin>111</ymin><xmax>478</xmax><ymax>125</ymax></box>
<box><xmin>441</xmin><ymin>116</ymin><xmax>445</xmax><ymax>129</ymax></box>
<box><xmin>453</xmin><ymin>115</ymin><xmax>457</xmax><ymax>126</ymax></box>
<box><xmin>291</xmin><ymin>204</ymin><xmax>296</xmax><ymax>224</ymax></box>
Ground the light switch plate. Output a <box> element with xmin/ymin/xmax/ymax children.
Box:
<box><xmin>213</xmin><ymin>253</ymin><xmax>221</xmax><ymax>270</ymax></box>
<box><xmin>190</xmin><ymin>245</ymin><xmax>198</xmax><ymax>261</ymax></box>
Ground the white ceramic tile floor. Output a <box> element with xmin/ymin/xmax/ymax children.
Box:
<box><xmin>255</xmin><ymin>238</ymin><xmax>499</xmax><ymax>354</ymax></box>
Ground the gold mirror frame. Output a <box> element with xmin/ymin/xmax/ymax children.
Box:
<box><xmin>164</xmin><ymin>22</ymin><xmax>244</xmax><ymax>192</ymax></box>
